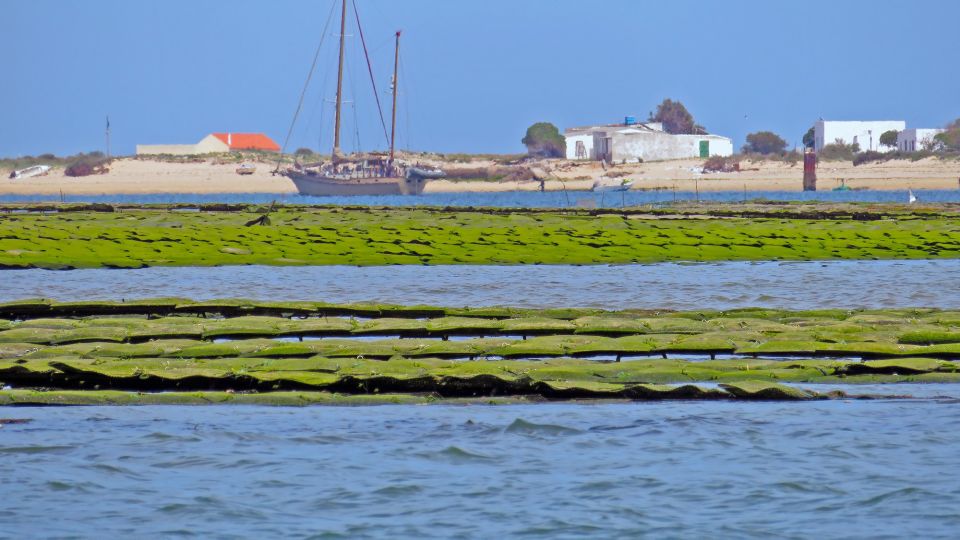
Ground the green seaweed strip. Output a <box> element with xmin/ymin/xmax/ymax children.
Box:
<box><xmin>2</xmin><ymin>205</ymin><xmax>959</xmax><ymax>268</ymax></box>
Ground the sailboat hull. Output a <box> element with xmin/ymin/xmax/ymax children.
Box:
<box><xmin>287</xmin><ymin>172</ymin><xmax>428</xmax><ymax>196</ymax></box>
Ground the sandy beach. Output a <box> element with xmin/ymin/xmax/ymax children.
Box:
<box><xmin>2</xmin><ymin>156</ymin><xmax>959</xmax><ymax>196</ymax></box>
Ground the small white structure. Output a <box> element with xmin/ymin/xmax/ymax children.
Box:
<box><xmin>897</xmin><ymin>129</ymin><xmax>945</xmax><ymax>152</ymax></box>
<box><xmin>814</xmin><ymin>120</ymin><xmax>905</xmax><ymax>153</ymax></box>
<box><xmin>564</xmin><ymin>126</ymin><xmax>605</xmax><ymax>160</ymax></box>
<box><xmin>564</xmin><ymin>119</ymin><xmax>732</xmax><ymax>162</ymax></box>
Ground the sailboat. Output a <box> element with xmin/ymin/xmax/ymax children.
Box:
<box><xmin>908</xmin><ymin>189</ymin><xmax>918</xmax><ymax>204</ymax></box>
<box><xmin>281</xmin><ymin>0</ymin><xmax>442</xmax><ymax>196</ymax></box>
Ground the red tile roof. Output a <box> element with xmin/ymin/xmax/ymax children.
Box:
<box><xmin>212</xmin><ymin>133</ymin><xmax>280</xmax><ymax>152</ymax></box>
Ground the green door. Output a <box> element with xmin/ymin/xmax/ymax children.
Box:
<box><xmin>699</xmin><ymin>140</ymin><xmax>710</xmax><ymax>158</ymax></box>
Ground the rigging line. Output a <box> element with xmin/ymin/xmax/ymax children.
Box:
<box><xmin>400</xmin><ymin>55</ymin><xmax>412</xmax><ymax>152</ymax></box>
<box><xmin>306</xmin><ymin>45</ymin><xmax>336</xmax><ymax>154</ymax></box>
<box><xmin>275</xmin><ymin>0</ymin><xmax>338</xmax><ymax>171</ymax></box>
<box><xmin>352</xmin><ymin>0</ymin><xmax>390</xmax><ymax>146</ymax></box>
<box><xmin>346</xmin><ymin>36</ymin><xmax>362</xmax><ymax>152</ymax></box>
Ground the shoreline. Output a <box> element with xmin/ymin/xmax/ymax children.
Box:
<box><xmin>3</xmin><ymin>156</ymin><xmax>959</xmax><ymax>195</ymax></box>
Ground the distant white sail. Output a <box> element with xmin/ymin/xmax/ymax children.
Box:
<box><xmin>908</xmin><ymin>189</ymin><xmax>917</xmax><ymax>204</ymax></box>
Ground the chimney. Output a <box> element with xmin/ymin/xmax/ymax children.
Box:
<box><xmin>227</xmin><ymin>133</ymin><xmax>232</xmax><ymax>147</ymax></box>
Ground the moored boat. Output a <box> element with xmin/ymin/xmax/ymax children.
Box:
<box><xmin>280</xmin><ymin>1</ymin><xmax>442</xmax><ymax>196</ymax></box>
<box><xmin>592</xmin><ymin>178</ymin><xmax>634</xmax><ymax>192</ymax></box>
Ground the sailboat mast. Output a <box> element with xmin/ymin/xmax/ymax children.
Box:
<box><xmin>389</xmin><ymin>31</ymin><xmax>401</xmax><ymax>165</ymax></box>
<box><xmin>332</xmin><ymin>0</ymin><xmax>347</xmax><ymax>160</ymax></box>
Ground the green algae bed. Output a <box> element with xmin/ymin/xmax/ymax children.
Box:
<box><xmin>2</xmin><ymin>299</ymin><xmax>958</xmax><ymax>405</ymax></box>
<box><xmin>1</xmin><ymin>202</ymin><xmax>959</xmax><ymax>268</ymax></box>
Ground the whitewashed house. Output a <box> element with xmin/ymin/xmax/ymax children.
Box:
<box><xmin>814</xmin><ymin>120</ymin><xmax>905</xmax><ymax>153</ymax></box>
<box><xmin>564</xmin><ymin>118</ymin><xmax>732</xmax><ymax>162</ymax></box>
<box><xmin>897</xmin><ymin>129</ymin><xmax>945</xmax><ymax>152</ymax></box>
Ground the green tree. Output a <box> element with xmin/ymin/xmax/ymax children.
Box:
<box><xmin>522</xmin><ymin>122</ymin><xmax>565</xmax><ymax>158</ymax></box>
<box><xmin>648</xmin><ymin>99</ymin><xmax>705</xmax><ymax>135</ymax></box>
<box><xmin>743</xmin><ymin>131</ymin><xmax>788</xmax><ymax>155</ymax></box>
<box><xmin>934</xmin><ymin>118</ymin><xmax>960</xmax><ymax>151</ymax></box>
<box><xmin>802</xmin><ymin>127</ymin><xmax>816</xmax><ymax>149</ymax></box>
<box><xmin>294</xmin><ymin>147</ymin><xmax>314</xmax><ymax>156</ymax></box>
<box><xmin>879</xmin><ymin>130</ymin><xmax>899</xmax><ymax>148</ymax></box>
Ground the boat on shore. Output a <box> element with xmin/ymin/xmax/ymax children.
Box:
<box><xmin>9</xmin><ymin>165</ymin><xmax>51</xmax><ymax>180</ymax></box>
<box><xmin>236</xmin><ymin>163</ymin><xmax>256</xmax><ymax>176</ymax></box>
<box><xmin>592</xmin><ymin>178</ymin><xmax>634</xmax><ymax>192</ymax></box>
<box><xmin>280</xmin><ymin>1</ymin><xmax>442</xmax><ymax>196</ymax></box>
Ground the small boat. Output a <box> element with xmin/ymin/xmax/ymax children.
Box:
<box><xmin>592</xmin><ymin>178</ymin><xmax>634</xmax><ymax>192</ymax></box>
<box><xmin>908</xmin><ymin>189</ymin><xmax>918</xmax><ymax>204</ymax></box>
<box><xmin>9</xmin><ymin>165</ymin><xmax>51</xmax><ymax>180</ymax></box>
<box><xmin>405</xmin><ymin>165</ymin><xmax>445</xmax><ymax>180</ymax></box>
<box><xmin>833</xmin><ymin>179</ymin><xmax>851</xmax><ymax>192</ymax></box>
<box><xmin>236</xmin><ymin>163</ymin><xmax>257</xmax><ymax>176</ymax></box>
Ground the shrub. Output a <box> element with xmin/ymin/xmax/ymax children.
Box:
<box><xmin>648</xmin><ymin>99</ymin><xmax>705</xmax><ymax>135</ymax></box>
<box><xmin>294</xmin><ymin>147</ymin><xmax>314</xmax><ymax>156</ymax></box>
<box><xmin>742</xmin><ymin>131</ymin><xmax>788</xmax><ymax>155</ymax></box>
<box><xmin>64</xmin><ymin>152</ymin><xmax>111</xmax><ymax>177</ymax></box>
<box><xmin>853</xmin><ymin>151</ymin><xmax>886</xmax><ymax>166</ymax></box>
<box><xmin>818</xmin><ymin>143</ymin><xmax>857</xmax><ymax>162</ymax></box>
<box><xmin>702</xmin><ymin>155</ymin><xmax>740</xmax><ymax>173</ymax></box>
<box><xmin>935</xmin><ymin>120</ymin><xmax>960</xmax><ymax>151</ymax></box>
<box><xmin>65</xmin><ymin>162</ymin><xmax>97</xmax><ymax>177</ymax></box>
<box><xmin>521</xmin><ymin>122</ymin><xmax>565</xmax><ymax>158</ymax></box>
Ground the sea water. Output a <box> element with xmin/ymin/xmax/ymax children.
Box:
<box><xmin>2</xmin><ymin>392</ymin><xmax>959</xmax><ymax>538</ymax></box>
<box><xmin>2</xmin><ymin>260</ymin><xmax>958</xmax><ymax>310</ymax></box>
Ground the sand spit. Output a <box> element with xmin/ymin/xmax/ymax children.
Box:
<box><xmin>2</xmin><ymin>156</ymin><xmax>959</xmax><ymax>196</ymax></box>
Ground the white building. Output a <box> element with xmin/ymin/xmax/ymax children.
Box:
<box><xmin>897</xmin><ymin>129</ymin><xmax>945</xmax><ymax>152</ymax></box>
<box><xmin>564</xmin><ymin>120</ymin><xmax>732</xmax><ymax>162</ymax></box>
<box><xmin>136</xmin><ymin>133</ymin><xmax>280</xmax><ymax>155</ymax></box>
<box><xmin>814</xmin><ymin>120</ymin><xmax>905</xmax><ymax>153</ymax></box>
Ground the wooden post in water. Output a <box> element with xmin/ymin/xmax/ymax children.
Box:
<box><xmin>803</xmin><ymin>149</ymin><xmax>817</xmax><ymax>191</ymax></box>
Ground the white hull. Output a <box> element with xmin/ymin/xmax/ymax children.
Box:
<box><xmin>10</xmin><ymin>165</ymin><xmax>51</xmax><ymax>180</ymax></box>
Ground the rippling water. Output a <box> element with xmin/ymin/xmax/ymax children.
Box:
<box><xmin>2</xmin><ymin>189</ymin><xmax>959</xmax><ymax>207</ymax></box>
<box><xmin>2</xmin><ymin>260</ymin><xmax>958</xmax><ymax>310</ymax></box>
<box><xmin>4</xmin><ymin>239</ymin><xmax>959</xmax><ymax>536</ymax></box>
<box><xmin>2</xmin><ymin>389</ymin><xmax>959</xmax><ymax>538</ymax></box>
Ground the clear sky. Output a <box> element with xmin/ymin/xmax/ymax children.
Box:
<box><xmin>4</xmin><ymin>0</ymin><xmax>959</xmax><ymax>157</ymax></box>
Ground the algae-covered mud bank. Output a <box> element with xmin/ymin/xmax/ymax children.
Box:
<box><xmin>1</xmin><ymin>203</ymin><xmax>959</xmax><ymax>268</ymax></box>
<box><xmin>2</xmin><ymin>299</ymin><xmax>958</xmax><ymax>405</ymax></box>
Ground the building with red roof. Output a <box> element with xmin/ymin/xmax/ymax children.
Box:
<box><xmin>210</xmin><ymin>133</ymin><xmax>281</xmax><ymax>152</ymax></box>
<box><xmin>137</xmin><ymin>133</ymin><xmax>281</xmax><ymax>155</ymax></box>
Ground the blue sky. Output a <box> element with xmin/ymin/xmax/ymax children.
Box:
<box><xmin>4</xmin><ymin>0</ymin><xmax>959</xmax><ymax>156</ymax></box>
